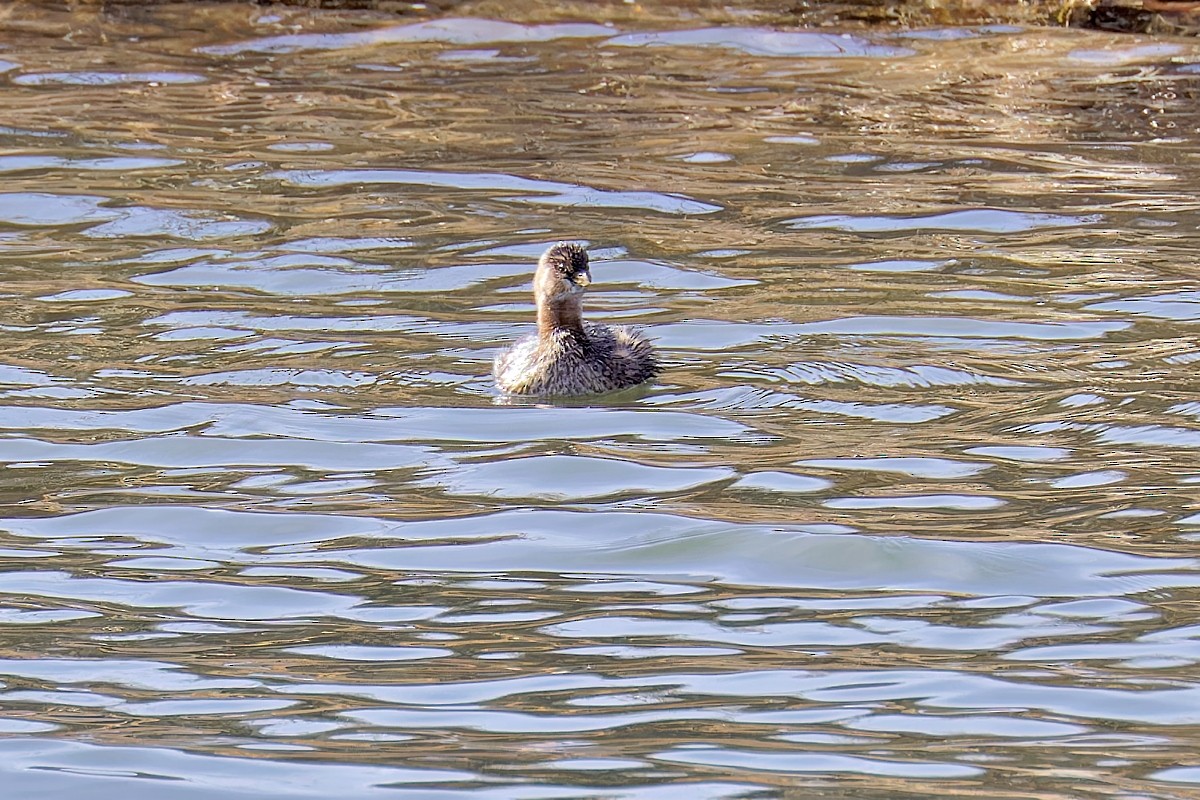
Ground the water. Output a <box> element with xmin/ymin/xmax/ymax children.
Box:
<box><xmin>0</xmin><ymin>4</ymin><xmax>1199</xmax><ymax>798</ymax></box>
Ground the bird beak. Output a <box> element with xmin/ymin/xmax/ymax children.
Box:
<box><xmin>574</xmin><ymin>270</ymin><xmax>591</xmax><ymax>288</ymax></box>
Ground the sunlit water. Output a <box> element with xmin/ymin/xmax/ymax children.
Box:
<box><xmin>0</xmin><ymin>4</ymin><xmax>1199</xmax><ymax>798</ymax></box>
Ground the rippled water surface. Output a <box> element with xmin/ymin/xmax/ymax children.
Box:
<box><xmin>2</xmin><ymin>4</ymin><xmax>1200</xmax><ymax>798</ymax></box>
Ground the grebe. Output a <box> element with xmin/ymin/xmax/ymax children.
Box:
<box><xmin>493</xmin><ymin>243</ymin><xmax>659</xmax><ymax>396</ymax></box>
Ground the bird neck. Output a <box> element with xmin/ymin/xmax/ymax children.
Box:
<box><xmin>538</xmin><ymin>295</ymin><xmax>585</xmax><ymax>339</ymax></box>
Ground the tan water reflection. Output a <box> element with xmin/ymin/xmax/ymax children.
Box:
<box><xmin>0</xmin><ymin>3</ymin><xmax>1199</xmax><ymax>799</ymax></box>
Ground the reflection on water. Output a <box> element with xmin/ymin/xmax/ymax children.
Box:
<box><xmin>1</xmin><ymin>4</ymin><xmax>1200</xmax><ymax>798</ymax></box>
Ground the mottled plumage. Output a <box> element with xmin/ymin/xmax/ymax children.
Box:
<box><xmin>493</xmin><ymin>243</ymin><xmax>659</xmax><ymax>396</ymax></box>
<box><xmin>495</xmin><ymin>321</ymin><xmax>659</xmax><ymax>395</ymax></box>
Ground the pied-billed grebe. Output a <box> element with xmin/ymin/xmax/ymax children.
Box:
<box><xmin>493</xmin><ymin>243</ymin><xmax>659</xmax><ymax>396</ymax></box>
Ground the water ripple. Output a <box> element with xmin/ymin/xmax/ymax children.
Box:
<box><xmin>12</xmin><ymin>71</ymin><xmax>206</xmax><ymax>86</ymax></box>
<box><xmin>606</xmin><ymin>28</ymin><xmax>913</xmax><ymax>58</ymax></box>
<box><xmin>0</xmin><ymin>435</ymin><xmax>438</xmax><ymax>470</ymax></box>
<box><xmin>269</xmin><ymin>169</ymin><xmax>722</xmax><ymax>215</ymax></box>
<box><xmin>753</xmin><ymin>361</ymin><xmax>1024</xmax><ymax>388</ymax></box>
<box><xmin>785</xmin><ymin>208</ymin><xmax>1102</xmax><ymax>233</ymax></box>
<box><xmin>203</xmin><ymin>18</ymin><xmax>614</xmax><ymax>55</ymax></box>
<box><xmin>424</xmin><ymin>455</ymin><xmax>735</xmax><ymax>501</ymax></box>
<box><xmin>0</xmin><ymin>402</ymin><xmax>753</xmax><ymax>443</ymax></box>
<box><xmin>0</xmin><ymin>739</ymin><xmax>473</xmax><ymax>798</ymax></box>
